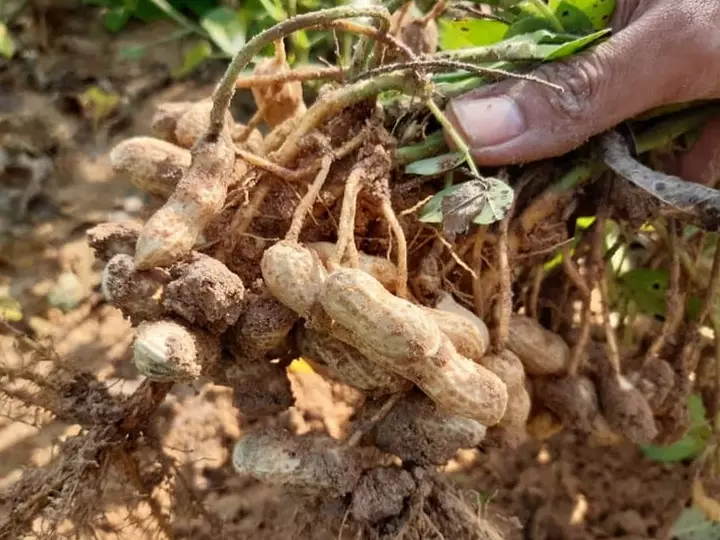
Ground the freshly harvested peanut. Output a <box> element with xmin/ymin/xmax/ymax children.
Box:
<box><xmin>534</xmin><ymin>375</ymin><xmax>599</xmax><ymax>431</ymax></box>
<box><xmin>260</xmin><ymin>240</ymin><xmax>327</xmax><ymax>318</ymax></box>
<box><xmin>152</xmin><ymin>100</ymin><xmax>236</xmax><ymax>148</ymax></box>
<box><xmin>507</xmin><ymin>315</ymin><xmax>570</xmax><ymax>375</ymax></box>
<box><xmin>307</xmin><ymin>241</ymin><xmax>399</xmax><ymax>293</ymax></box>
<box><xmin>499</xmin><ymin>384</ymin><xmax>531</xmax><ymax>429</ymax></box>
<box><xmin>319</xmin><ymin>268</ymin><xmax>508</xmax><ymax>424</ymax></box>
<box><xmin>133</xmin><ymin>319</ymin><xmax>220</xmax><ymax>382</ymax></box>
<box><xmin>231</xmin><ymin>293</ymin><xmax>298</xmax><ymax>359</ymax></box>
<box><xmin>423</xmin><ymin>293</ymin><xmax>490</xmax><ymax>362</ymax></box>
<box><xmin>110</xmin><ymin>137</ymin><xmax>190</xmax><ymax>199</ymax></box>
<box><xmin>480</xmin><ymin>350</ymin><xmax>525</xmax><ymax>389</ymax></box>
<box><xmin>251</xmin><ymin>54</ymin><xmax>306</xmax><ymax>128</ymax></box>
<box><xmin>410</xmin><ymin>253</ymin><xmax>441</xmax><ymax>302</ymax></box>
<box><xmin>87</xmin><ymin>221</ymin><xmax>141</xmax><ymax>262</ymax></box>
<box><xmin>296</xmin><ymin>325</ymin><xmax>409</xmax><ymax>395</ymax></box>
<box><xmin>232</xmin><ymin>428</ymin><xmax>361</xmax><ymax>496</ymax></box>
<box><xmin>350</xmin><ymin>468</ymin><xmax>416</xmax><ymax>523</ymax></box>
<box><xmin>134</xmin><ymin>129</ymin><xmax>236</xmax><ymax>269</ymax></box>
<box><xmin>372</xmin><ymin>391</ymin><xmax>487</xmax><ymax>466</ymax></box>
<box><xmin>102</xmin><ymin>254</ymin><xmax>168</xmax><ymax>324</ymax></box>
<box><xmin>597</xmin><ymin>372</ymin><xmax>658</xmax><ymax>444</ymax></box>
<box><xmin>162</xmin><ymin>253</ymin><xmax>245</xmax><ymax>334</ymax></box>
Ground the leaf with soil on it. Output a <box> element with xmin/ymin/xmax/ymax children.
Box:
<box><xmin>601</xmin><ymin>131</ymin><xmax>720</xmax><ymax>231</ymax></box>
<box><xmin>420</xmin><ymin>177</ymin><xmax>514</xmax><ymax>240</ymax></box>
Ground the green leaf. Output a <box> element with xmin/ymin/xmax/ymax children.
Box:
<box><xmin>257</xmin><ymin>0</ymin><xmax>287</xmax><ymax>22</ymax></box>
<box><xmin>544</xmin><ymin>28</ymin><xmax>610</xmax><ymax>59</ymax></box>
<box><xmin>438</xmin><ymin>19</ymin><xmax>509</xmax><ymax>50</ymax></box>
<box><xmin>405</xmin><ymin>152</ymin><xmax>466</xmax><ymax>176</ymax></box>
<box><xmin>506</xmin><ymin>15</ymin><xmax>557</xmax><ymax>37</ymax></box>
<box><xmin>0</xmin><ymin>22</ymin><xmax>16</xmax><ymax>59</ymax></box>
<box><xmin>420</xmin><ymin>184</ymin><xmax>463</xmax><ymax>224</ymax></box>
<box><xmin>550</xmin><ymin>0</ymin><xmax>616</xmax><ymax>31</ymax></box>
<box><xmin>201</xmin><ymin>7</ymin><xmax>247</xmax><ymax>56</ymax></box>
<box><xmin>119</xmin><ymin>45</ymin><xmax>148</xmax><ymax>60</ymax></box>
<box><xmin>641</xmin><ymin>395</ymin><xmax>710</xmax><ymax>463</ymax></box>
<box><xmin>471</xmin><ymin>177</ymin><xmax>515</xmax><ymax>225</ymax></box>
<box><xmin>671</xmin><ymin>506</ymin><xmax>720</xmax><ymax>539</ymax></box>
<box><xmin>102</xmin><ymin>6</ymin><xmax>132</xmax><ymax>32</ymax></box>
<box><xmin>172</xmin><ymin>40</ymin><xmax>213</xmax><ymax>78</ymax></box>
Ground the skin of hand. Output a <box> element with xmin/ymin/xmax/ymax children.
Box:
<box><xmin>445</xmin><ymin>0</ymin><xmax>720</xmax><ymax>180</ymax></box>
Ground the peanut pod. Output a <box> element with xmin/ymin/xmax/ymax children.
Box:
<box><xmin>251</xmin><ymin>55</ymin><xmax>306</xmax><ymax>128</ymax></box>
<box><xmin>507</xmin><ymin>314</ymin><xmax>570</xmax><ymax>375</ymax></box>
<box><xmin>372</xmin><ymin>391</ymin><xmax>487</xmax><ymax>466</ymax></box>
<box><xmin>598</xmin><ymin>372</ymin><xmax>658</xmax><ymax>444</ymax></box>
<box><xmin>480</xmin><ymin>350</ymin><xmax>525</xmax><ymax>389</ymax></box>
<box><xmin>319</xmin><ymin>268</ymin><xmax>507</xmax><ymax>425</ymax></box>
<box><xmin>101</xmin><ymin>253</ymin><xmax>168</xmax><ymax>324</ymax></box>
<box><xmin>308</xmin><ymin>241</ymin><xmax>399</xmax><ymax>293</ymax></box>
<box><xmin>350</xmin><ymin>468</ymin><xmax>416</xmax><ymax>524</ymax></box>
<box><xmin>231</xmin><ymin>293</ymin><xmax>299</xmax><ymax>359</ymax></box>
<box><xmin>423</xmin><ymin>293</ymin><xmax>490</xmax><ymax>362</ymax></box>
<box><xmin>133</xmin><ymin>319</ymin><xmax>220</xmax><ymax>382</ymax></box>
<box><xmin>162</xmin><ymin>253</ymin><xmax>245</xmax><ymax>334</ymax></box>
<box><xmin>87</xmin><ymin>221</ymin><xmax>141</xmax><ymax>262</ymax></box>
<box><xmin>296</xmin><ymin>325</ymin><xmax>409</xmax><ymax>395</ymax></box>
<box><xmin>260</xmin><ymin>240</ymin><xmax>328</xmax><ymax>318</ymax></box>
<box><xmin>110</xmin><ymin>136</ymin><xmax>190</xmax><ymax>199</ymax></box>
<box><xmin>534</xmin><ymin>375</ymin><xmax>599</xmax><ymax>431</ymax></box>
<box><xmin>135</xmin><ymin>130</ymin><xmax>236</xmax><ymax>269</ymax></box>
<box><xmin>232</xmin><ymin>428</ymin><xmax>361</xmax><ymax>497</ymax></box>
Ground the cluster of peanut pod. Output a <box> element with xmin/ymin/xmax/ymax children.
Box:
<box><xmin>85</xmin><ymin>13</ymin><xmax>680</xmax><ymax>522</ymax></box>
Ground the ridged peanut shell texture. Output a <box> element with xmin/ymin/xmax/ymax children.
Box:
<box><xmin>319</xmin><ymin>268</ymin><xmax>508</xmax><ymax>425</ymax></box>
<box><xmin>260</xmin><ymin>240</ymin><xmax>327</xmax><ymax>317</ymax></box>
<box><xmin>296</xmin><ymin>325</ymin><xmax>408</xmax><ymax>395</ymax></box>
<box><xmin>507</xmin><ymin>315</ymin><xmax>570</xmax><ymax>375</ymax></box>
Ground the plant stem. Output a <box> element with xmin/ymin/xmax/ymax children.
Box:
<box><xmin>396</xmin><ymin>132</ymin><xmax>447</xmax><ymax>164</ymax></box>
<box><xmin>209</xmin><ymin>6</ymin><xmax>392</xmax><ymax>137</ymax></box>
<box><xmin>425</xmin><ymin>98</ymin><xmax>479</xmax><ymax>177</ymax></box>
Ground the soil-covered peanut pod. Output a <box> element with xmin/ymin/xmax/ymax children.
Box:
<box><xmin>162</xmin><ymin>253</ymin><xmax>245</xmax><ymax>334</ymax></box>
<box><xmin>232</xmin><ymin>428</ymin><xmax>361</xmax><ymax>496</ymax></box>
<box><xmin>134</xmin><ymin>129</ymin><xmax>236</xmax><ymax>269</ymax></box>
<box><xmin>261</xmin><ymin>240</ymin><xmax>327</xmax><ymax>318</ymax></box>
<box><xmin>533</xmin><ymin>375</ymin><xmax>599</xmax><ymax>431</ymax></box>
<box><xmin>101</xmin><ymin>253</ymin><xmax>169</xmax><ymax>323</ymax></box>
<box><xmin>151</xmin><ymin>100</ymin><xmax>239</xmax><ymax>148</ymax></box>
<box><xmin>296</xmin><ymin>325</ymin><xmax>409</xmax><ymax>395</ymax></box>
<box><xmin>628</xmin><ymin>359</ymin><xmax>675</xmax><ymax>413</ymax></box>
<box><xmin>133</xmin><ymin>319</ymin><xmax>221</xmax><ymax>382</ymax></box>
<box><xmin>251</xmin><ymin>51</ymin><xmax>306</xmax><ymax>128</ymax></box>
<box><xmin>350</xmin><ymin>467</ymin><xmax>416</xmax><ymax>524</ymax></box>
<box><xmin>371</xmin><ymin>391</ymin><xmax>487</xmax><ymax>465</ymax></box>
<box><xmin>87</xmin><ymin>221</ymin><xmax>141</xmax><ymax>262</ymax></box>
<box><xmin>597</xmin><ymin>370</ymin><xmax>658</xmax><ymax>444</ymax></box>
<box><xmin>498</xmin><ymin>384</ymin><xmax>531</xmax><ymax>430</ymax></box>
<box><xmin>307</xmin><ymin>241</ymin><xmax>399</xmax><ymax>293</ymax></box>
<box><xmin>219</xmin><ymin>357</ymin><xmax>294</xmax><ymax>417</ymax></box>
<box><xmin>110</xmin><ymin>137</ymin><xmax>190</xmax><ymax>199</ymax></box>
<box><xmin>507</xmin><ymin>314</ymin><xmax>570</xmax><ymax>375</ymax></box>
<box><xmin>423</xmin><ymin>293</ymin><xmax>490</xmax><ymax>362</ymax></box>
<box><xmin>319</xmin><ymin>268</ymin><xmax>508</xmax><ymax>424</ymax></box>
<box><xmin>480</xmin><ymin>350</ymin><xmax>525</xmax><ymax>389</ymax></box>
<box><xmin>231</xmin><ymin>292</ymin><xmax>299</xmax><ymax>360</ymax></box>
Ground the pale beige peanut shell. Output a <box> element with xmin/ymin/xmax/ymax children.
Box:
<box><xmin>260</xmin><ymin>240</ymin><xmax>327</xmax><ymax>318</ymax></box>
<box><xmin>134</xmin><ymin>129</ymin><xmax>235</xmax><ymax>269</ymax></box>
<box><xmin>319</xmin><ymin>268</ymin><xmax>508</xmax><ymax>424</ymax></box>
<box><xmin>499</xmin><ymin>384</ymin><xmax>531</xmax><ymax>429</ymax></box>
<box><xmin>423</xmin><ymin>294</ymin><xmax>490</xmax><ymax>362</ymax></box>
<box><xmin>507</xmin><ymin>314</ymin><xmax>570</xmax><ymax>375</ymax></box>
<box><xmin>480</xmin><ymin>349</ymin><xmax>525</xmax><ymax>389</ymax></box>
<box><xmin>295</xmin><ymin>325</ymin><xmax>409</xmax><ymax>395</ymax></box>
<box><xmin>110</xmin><ymin>137</ymin><xmax>190</xmax><ymax>199</ymax></box>
<box><xmin>307</xmin><ymin>241</ymin><xmax>399</xmax><ymax>293</ymax></box>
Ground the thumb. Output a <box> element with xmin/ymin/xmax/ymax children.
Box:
<box><xmin>445</xmin><ymin>8</ymin><xmax>708</xmax><ymax>166</ymax></box>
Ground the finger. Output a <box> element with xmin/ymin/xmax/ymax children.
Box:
<box><xmin>444</xmin><ymin>2</ymin><xmax>720</xmax><ymax>166</ymax></box>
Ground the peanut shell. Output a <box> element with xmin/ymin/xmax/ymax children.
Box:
<box><xmin>251</xmin><ymin>56</ymin><xmax>306</xmax><ymax>128</ymax></box>
<box><xmin>598</xmin><ymin>373</ymin><xmax>658</xmax><ymax>444</ymax></box>
<box><xmin>102</xmin><ymin>254</ymin><xmax>168</xmax><ymax>324</ymax></box>
<box><xmin>87</xmin><ymin>221</ymin><xmax>141</xmax><ymax>262</ymax></box>
<box><xmin>423</xmin><ymin>294</ymin><xmax>490</xmax><ymax>362</ymax></box>
<box><xmin>480</xmin><ymin>349</ymin><xmax>525</xmax><ymax>389</ymax></box>
<box><xmin>308</xmin><ymin>241</ymin><xmax>399</xmax><ymax>293</ymax></box>
<box><xmin>507</xmin><ymin>314</ymin><xmax>570</xmax><ymax>375</ymax></box>
<box><xmin>534</xmin><ymin>375</ymin><xmax>599</xmax><ymax>431</ymax></box>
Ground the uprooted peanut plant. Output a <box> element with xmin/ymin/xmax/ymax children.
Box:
<box><xmin>4</xmin><ymin>1</ymin><xmax>720</xmax><ymax>537</ymax></box>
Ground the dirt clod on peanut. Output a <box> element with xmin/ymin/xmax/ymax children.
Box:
<box><xmin>87</xmin><ymin>221</ymin><xmax>141</xmax><ymax>262</ymax></box>
<box><xmin>351</xmin><ymin>467</ymin><xmax>416</xmax><ymax>524</ymax></box>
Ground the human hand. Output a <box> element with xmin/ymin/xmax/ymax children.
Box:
<box><xmin>445</xmin><ymin>0</ymin><xmax>720</xmax><ymax>175</ymax></box>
